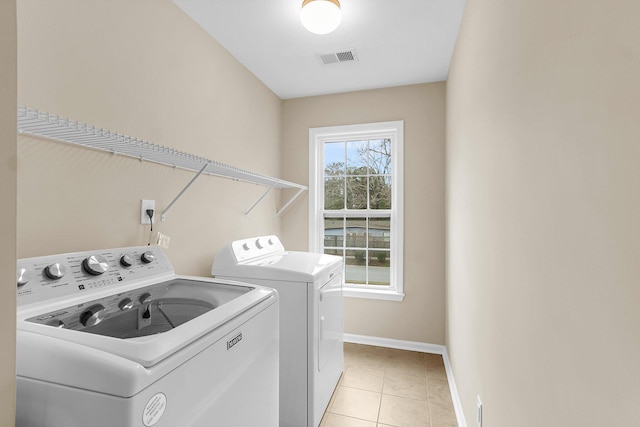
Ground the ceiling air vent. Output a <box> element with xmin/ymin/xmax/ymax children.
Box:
<box><xmin>319</xmin><ymin>48</ymin><xmax>358</xmax><ymax>65</ymax></box>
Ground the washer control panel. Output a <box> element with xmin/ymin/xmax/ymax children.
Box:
<box><xmin>17</xmin><ymin>246</ymin><xmax>173</xmax><ymax>307</ymax></box>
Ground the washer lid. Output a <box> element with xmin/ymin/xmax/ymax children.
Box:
<box><xmin>214</xmin><ymin>250</ymin><xmax>342</xmax><ymax>282</ymax></box>
<box><xmin>212</xmin><ymin>235</ymin><xmax>343</xmax><ymax>282</ymax></box>
<box><xmin>17</xmin><ymin>277</ymin><xmax>272</xmax><ymax>366</ymax></box>
<box><xmin>16</xmin><ymin>276</ymin><xmax>278</xmax><ymax>397</ymax></box>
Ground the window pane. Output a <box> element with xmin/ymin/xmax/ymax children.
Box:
<box><xmin>368</xmin><ymin>139</ymin><xmax>392</xmax><ymax>174</ymax></box>
<box><xmin>324</xmin><ymin>141</ymin><xmax>345</xmax><ymax>176</ymax></box>
<box><xmin>345</xmin><ymin>217</ymin><xmax>367</xmax><ymax>248</ymax></box>
<box><xmin>346</xmin><ymin>176</ymin><xmax>367</xmax><ymax>209</ymax></box>
<box><xmin>345</xmin><ymin>249</ymin><xmax>366</xmax><ymax>284</ymax></box>
<box><xmin>369</xmin><ymin>176</ymin><xmax>391</xmax><ymax>209</ymax></box>
<box><xmin>346</xmin><ymin>140</ymin><xmax>368</xmax><ymax>173</ymax></box>
<box><xmin>324</xmin><ymin>218</ymin><xmax>344</xmax><ymax>249</ymax></box>
<box><xmin>368</xmin><ymin>251</ymin><xmax>391</xmax><ymax>286</ymax></box>
<box><xmin>324</xmin><ymin>177</ymin><xmax>345</xmax><ymax>209</ymax></box>
<box><xmin>368</xmin><ymin>217</ymin><xmax>390</xmax><ymax>249</ymax></box>
<box><xmin>324</xmin><ymin>247</ymin><xmax>342</xmax><ymax>256</ymax></box>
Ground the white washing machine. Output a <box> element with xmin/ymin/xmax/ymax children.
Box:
<box><xmin>212</xmin><ymin>235</ymin><xmax>343</xmax><ymax>427</ymax></box>
<box><xmin>16</xmin><ymin>246</ymin><xmax>279</xmax><ymax>427</ymax></box>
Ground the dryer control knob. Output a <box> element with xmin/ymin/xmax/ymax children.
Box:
<box><xmin>17</xmin><ymin>268</ymin><xmax>31</xmax><ymax>287</ymax></box>
<box><xmin>255</xmin><ymin>239</ymin><xmax>263</xmax><ymax>249</ymax></box>
<box><xmin>80</xmin><ymin>304</ymin><xmax>107</xmax><ymax>327</ymax></box>
<box><xmin>47</xmin><ymin>319</ymin><xmax>65</xmax><ymax>328</ymax></box>
<box><xmin>44</xmin><ymin>263</ymin><xmax>66</xmax><ymax>280</ymax></box>
<box><xmin>83</xmin><ymin>255</ymin><xmax>109</xmax><ymax>276</ymax></box>
<box><xmin>119</xmin><ymin>298</ymin><xmax>134</xmax><ymax>311</ymax></box>
<box><xmin>139</xmin><ymin>292</ymin><xmax>152</xmax><ymax>305</ymax></box>
<box><xmin>120</xmin><ymin>254</ymin><xmax>134</xmax><ymax>268</ymax></box>
<box><xmin>141</xmin><ymin>251</ymin><xmax>155</xmax><ymax>264</ymax></box>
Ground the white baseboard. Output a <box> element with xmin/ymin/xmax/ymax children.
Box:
<box><xmin>441</xmin><ymin>347</ymin><xmax>467</xmax><ymax>427</ymax></box>
<box><xmin>343</xmin><ymin>334</ymin><xmax>467</xmax><ymax>427</ymax></box>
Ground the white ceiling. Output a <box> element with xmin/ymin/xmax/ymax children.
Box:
<box><xmin>173</xmin><ymin>0</ymin><xmax>466</xmax><ymax>100</ymax></box>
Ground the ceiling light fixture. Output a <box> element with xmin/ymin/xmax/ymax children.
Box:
<box><xmin>300</xmin><ymin>0</ymin><xmax>342</xmax><ymax>35</ymax></box>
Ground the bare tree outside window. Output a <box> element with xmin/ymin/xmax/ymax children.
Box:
<box><xmin>324</xmin><ymin>139</ymin><xmax>392</xmax><ymax>210</ymax></box>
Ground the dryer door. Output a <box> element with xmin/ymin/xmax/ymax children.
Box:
<box><xmin>318</xmin><ymin>273</ymin><xmax>343</xmax><ymax>372</ymax></box>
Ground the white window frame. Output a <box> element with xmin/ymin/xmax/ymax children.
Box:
<box><xmin>309</xmin><ymin>121</ymin><xmax>404</xmax><ymax>301</ymax></box>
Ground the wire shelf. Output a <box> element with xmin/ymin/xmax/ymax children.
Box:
<box><xmin>17</xmin><ymin>106</ymin><xmax>307</xmax><ymax>218</ymax></box>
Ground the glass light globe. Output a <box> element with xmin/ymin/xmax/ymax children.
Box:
<box><xmin>300</xmin><ymin>0</ymin><xmax>342</xmax><ymax>35</ymax></box>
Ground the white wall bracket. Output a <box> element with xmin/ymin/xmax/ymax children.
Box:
<box><xmin>276</xmin><ymin>187</ymin><xmax>306</xmax><ymax>217</ymax></box>
<box><xmin>245</xmin><ymin>182</ymin><xmax>277</xmax><ymax>217</ymax></box>
<box><xmin>161</xmin><ymin>162</ymin><xmax>209</xmax><ymax>221</ymax></box>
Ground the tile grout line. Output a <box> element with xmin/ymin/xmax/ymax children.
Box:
<box><xmin>378</xmin><ymin>354</ymin><xmax>389</xmax><ymax>426</ymax></box>
<box><xmin>426</xmin><ymin>370</ymin><xmax>434</xmax><ymax>427</ymax></box>
<box><xmin>377</xmin><ymin>388</ymin><xmax>383</xmax><ymax>425</ymax></box>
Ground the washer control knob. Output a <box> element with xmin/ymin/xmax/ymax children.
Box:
<box><xmin>83</xmin><ymin>255</ymin><xmax>109</xmax><ymax>276</ymax></box>
<box><xmin>242</xmin><ymin>243</ymin><xmax>250</xmax><ymax>251</ymax></box>
<box><xmin>141</xmin><ymin>251</ymin><xmax>155</xmax><ymax>264</ymax></box>
<box><xmin>47</xmin><ymin>319</ymin><xmax>65</xmax><ymax>328</ymax></box>
<box><xmin>139</xmin><ymin>292</ymin><xmax>152</xmax><ymax>305</ymax></box>
<box><xmin>120</xmin><ymin>254</ymin><xmax>134</xmax><ymax>268</ymax></box>
<box><xmin>17</xmin><ymin>268</ymin><xmax>31</xmax><ymax>287</ymax></box>
<box><xmin>255</xmin><ymin>239</ymin><xmax>263</xmax><ymax>249</ymax></box>
<box><xmin>80</xmin><ymin>304</ymin><xmax>107</xmax><ymax>327</ymax></box>
<box><xmin>119</xmin><ymin>298</ymin><xmax>134</xmax><ymax>311</ymax></box>
<box><xmin>44</xmin><ymin>263</ymin><xmax>66</xmax><ymax>280</ymax></box>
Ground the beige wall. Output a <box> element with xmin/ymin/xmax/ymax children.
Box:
<box><xmin>282</xmin><ymin>84</ymin><xmax>446</xmax><ymax>345</ymax></box>
<box><xmin>447</xmin><ymin>0</ymin><xmax>640</xmax><ymax>425</ymax></box>
<box><xmin>17</xmin><ymin>0</ymin><xmax>284</xmax><ymax>276</ymax></box>
<box><xmin>0</xmin><ymin>0</ymin><xmax>17</xmax><ymax>424</ymax></box>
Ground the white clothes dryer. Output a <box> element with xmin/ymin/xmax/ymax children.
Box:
<box><xmin>16</xmin><ymin>246</ymin><xmax>279</xmax><ymax>427</ymax></box>
<box><xmin>212</xmin><ymin>235</ymin><xmax>343</xmax><ymax>427</ymax></box>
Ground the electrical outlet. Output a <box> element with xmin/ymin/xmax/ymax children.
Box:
<box><xmin>141</xmin><ymin>199</ymin><xmax>155</xmax><ymax>225</ymax></box>
<box><xmin>156</xmin><ymin>232</ymin><xmax>171</xmax><ymax>249</ymax></box>
<box><xmin>477</xmin><ymin>396</ymin><xmax>483</xmax><ymax>427</ymax></box>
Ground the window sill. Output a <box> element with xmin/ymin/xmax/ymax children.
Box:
<box><xmin>343</xmin><ymin>287</ymin><xmax>405</xmax><ymax>302</ymax></box>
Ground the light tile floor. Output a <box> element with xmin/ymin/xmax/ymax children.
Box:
<box><xmin>320</xmin><ymin>343</ymin><xmax>458</xmax><ymax>427</ymax></box>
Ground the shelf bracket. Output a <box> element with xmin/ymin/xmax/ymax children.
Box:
<box><xmin>161</xmin><ymin>162</ymin><xmax>209</xmax><ymax>221</ymax></box>
<box><xmin>245</xmin><ymin>182</ymin><xmax>277</xmax><ymax>217</ymax></box>
<box><xmin>276</xmin><ymin>187</ymin><xmax>307</xmax><ymax>217</ymax></box>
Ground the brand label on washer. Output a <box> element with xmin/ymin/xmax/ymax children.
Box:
<box><xmin>142</xmin><ymin>393</ymin><xmax>167</xmax><ymax>426</ymax></box>
<box><xmin>227</xmin><ymin>332</ymin><xmax>242</xmax><ymax>350</ymax></box>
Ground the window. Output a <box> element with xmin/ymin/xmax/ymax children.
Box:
<box><xmin>309</xmin><ymin>121</ymin><xmax>404</xmax><ymax>301</ymax></box>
